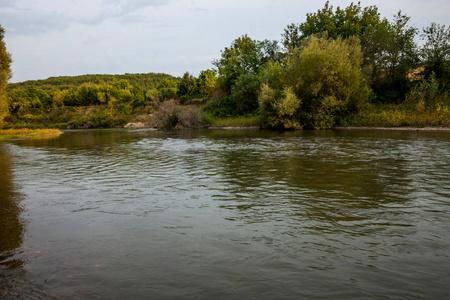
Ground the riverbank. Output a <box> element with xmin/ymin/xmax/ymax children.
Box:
<box><xmin>333</xmin><ymin>126</ymin><xmax>450</xmax><ymax>131</ymax></box>
<box><xmin>1</xmin><ymin>104</ymin><xmax>449</xmax><ymax>132</ymax></box>
<box><xmin>0</xmin><ymin>128</ymin><xmax>62</xmax><ymax>141</ymax></box>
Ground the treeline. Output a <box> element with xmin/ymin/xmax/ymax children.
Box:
<box><xmin>3</xmin><ymin>73</ymin><xmax>188</xmax><ymax>128</ymax></box>
<box><xmin>201</xmin><ymin>1</ymin><xmax>450</xmax><ymax>128</ymax></box>
<box><xmin>1</xmin><ymin>2</ymin><xmax>449</xmax><ymax>130</ymax></box>
<box><xmin>2</xmin><ymin>70</ymin><xmax>220</xmax><ymax>128</ymax></box>
<box><xmin>7</xmin><ymin>73</ymin><xmax>177</xmax><ymax>92</ymax></box>
<box><xmin>146</xmin><ymin>1</ymin><xmax>450</xmax><ymax>129</ymax></box>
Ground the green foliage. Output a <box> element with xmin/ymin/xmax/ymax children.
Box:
<box><xmin>260</xmin><ymin>35</ymin><xmax>370</xmax><ymax>129</ymax></box>
<box><xmin>259</xmin><ymin>84</ymin><xmax>301</xmax><ymax>129</ymax></box>
<box><xmin>177</xmin><ymin>72</ymin><xmax>199</xmax><ymax>101</ymax></box>
<box><xmin>4</xmin><ymin>76</ymin><xmax>153</xmax><ymax>128</ymax></box>
<box><xmin>7</xmin><ymin>73</ymin><xmax>177</xmax><ymax>92</ymax></box>
<box><xmin>282</xmin><ymin>1</ymin><xmax>383</xmax><ymax>49</ymax></box>
<box><xmin>156</xmin><ymin>78</ymin><xmax>178</xmax><ymax>101</ymax></box>
<box><xmin>258</xmin><ymin>39</ymin><xmax>284</xmax><ymax>64</ymax></box>
<box><xmin>342</xmin><ymin>102</ymin><xmax>450</xmax><ymax>127</ymax></box>
<box><xmin>420</xmin><ymin>23</ymin><xmax>450</xmax><ymax>85</ymax></box>
<box><xmin>87</xmin><ymin>108</ymin><xmax>130</xmax><ymax>128</ymax></box>
<box><xmin>373</xmin><ymin>12</ymin><xmax>419</xmax><ymax>103</ymax></box>
<box><xmin>197</xmin><ymin>69</ymin><xmax>217</xmax><ymax>97</ymax></box>
<box><xmin>5</xmin><ymin>72</ymin><xmax>174</xmax><ymax>127</ymax></box>
<box><xmin>203</xmin><ymin>96</ymin><xmax>237</xmax><ymax>118</ymax></box>
<box><xmin>230</xmin><ymin>74</ymin><xmax>260</xmax><ymax>115</ymax></box>
<box><xmin>209</xmin><ymin>115</ymin><xmax>264</xmax><ymax>127</ymax></box>
<box><xmin>405</xmin><ymin>73</ymin><xmax>450</xmax><ymax>112</ymax></box>
<box><xmin>0</xmin><ymin>25</ymin><xmax>12</xmax><ymax>124</ymax></box>
<box><xmin>213</xmin><ymin>35</ymin><xmax>280</xmax><ymax>92</ymax></box>
<box><xmin>282</xmin><ymin>2</ymin><xmax>419</xmax><ymax>104</ymax></box>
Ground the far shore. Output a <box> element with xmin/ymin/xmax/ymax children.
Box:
<box><xmin>205</xmin><ymin>126</ymin><xmax>450</xmax><ymax>131</ymax></box>
<box><xmin>333</xmin><ymin>126</ymin><xmax>450</xmax><ymax>131</ymax></box>
<box><xmin>122</xmin><ymin>122</ymin><xmax>450</xmax><ymax>131</ymax></box>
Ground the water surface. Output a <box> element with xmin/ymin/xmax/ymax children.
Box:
<box><xmin>1</xmin><ymin>129</ymin><xmax>449</xmax><ymax>299</ymax></box>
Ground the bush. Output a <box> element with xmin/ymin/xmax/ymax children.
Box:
<box><xmin>289</xmin><ymin>35</ymin><xmax>370</xmax><ymax>128</ymax></box>
<box><xmin>153</xmin><ymin>100</ymin><xmax>206</xmax><ymax>129</ymax></box>
<box><xmin>230</xmin><ymin>74</ymin><xmax>260</xmax><ymax>115</ymax></box>
<box><xmin>259</xmin><ymin>35</ymin><xmax>370</xmax><ymax>129</ymax></box>
<box><xmin>404</xmin><ymin>73</ymin><xmax>450</xmax><ymax>112</ymax></box>
<box><xmin>259</xmin><ymin>84</ymin><xmax>301</xmax><ymax>129</ymax></box>
<box><xmin>203</xmin><ymin>96</ymin><xmax>237</xmax><ymax>117</ymax></box>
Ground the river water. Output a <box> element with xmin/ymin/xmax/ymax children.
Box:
<box><xmin>1</xmin><ymin>129</ymin><xmax>449</xmax><ymax>299</ymax></box>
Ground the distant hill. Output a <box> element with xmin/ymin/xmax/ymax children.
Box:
<box><xmin>7</xmin><ymin>73</ymin><xmax>180</xmax><ymax>91</ymax></box>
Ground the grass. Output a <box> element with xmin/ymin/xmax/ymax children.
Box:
<box><xmin>0</xmin><ymin>128</ymin><xmax>62</xmax><ymax>141</ymax></box>
<box><xmin>340</xmin><ymin>103</ymin><xmax>450</xmax><ymax>128</ymax></box>
<box><xmin>209</xmin><ymin>115</ymin><xmax>264</xmax><ymax>127</ymax></box>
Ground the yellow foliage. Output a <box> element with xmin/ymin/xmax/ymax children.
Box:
<box><xmin>0</xmin><ymin>128</ymin><xmax>61</xmax><ymax>141</ymax></box>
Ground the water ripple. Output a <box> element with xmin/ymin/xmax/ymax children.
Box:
<box><xmin>1</xmin><ymin>129</ymin><xmax>449</xmax><ymax>299</ymax></box>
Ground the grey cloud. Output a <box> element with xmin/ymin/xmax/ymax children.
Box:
<box><xmin>98</xmin><ymin>0</ymin><xmax>173</xmax><ymax>21</ymax></box>
<box><xmin>0</xmin><ymin>0</ymin><xmax>174</xmax><ymax>36</ymax></box>
<box><xmin>104</xmin><ymin>0</ymin><xmax>172</xmax><ymax>11</ymax></box>
<box><xmin>0</xmin><ymin>0</ymin><xmax>16</xmax><ymax>9</ymax></box>
<box><xmin>0</xmin><ymin>7</ymin><xmax>70</xmax><ymax>36</ymax></box>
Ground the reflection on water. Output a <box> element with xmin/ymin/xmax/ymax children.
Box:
<box><xmin>0</xmin><ymin>145</ymin><xmax>24</xmax><ymax>298</ymax></box>
<box><xmin>1</xmin><ymin>129</ymin><xmax>450</xmax><ymax>299</ymax></box>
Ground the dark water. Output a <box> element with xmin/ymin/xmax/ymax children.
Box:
<box><xmin>1</xmin><ymin>129</ymin><xmax>449</xmax><ymax>299</ymax></box>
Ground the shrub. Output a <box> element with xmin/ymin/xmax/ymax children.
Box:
<box><xmin>153</xmin><ymin>100</ymin><xmax>206</xmax><ymax>130</ymax></box>
<box><xmin>259</xmin><ymin>84</ymin><xmax>301</xmax><ymax>129</ymax></box>
<box><xmin>230</xmin><ymin>74</ymin><xmax>260</xmax><ymax>115</ymax></box>
<box><xmin>259</xmin><ymin>35</ymin><xmax>370</xmax><ymax>129</ymax></box>
<box><xmin>203</xmin><ymin>96</ymin><xmax>237</xmax><ymax>117</ymax></box>
<box><xmin>404</xmin><ymin>73</ymin><xmax>450</xmax><ymax>112</ymax></box>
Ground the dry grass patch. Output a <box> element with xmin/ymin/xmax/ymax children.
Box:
<box><xmin>0</xmin><ymin>128</ymin><xmax>62</xmax><ymax>141</ymax></box>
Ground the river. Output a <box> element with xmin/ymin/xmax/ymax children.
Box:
<box><xmin>1</xmin><ymin>128</ymin><xmax>449</xmax><ymax>299</ymax></box>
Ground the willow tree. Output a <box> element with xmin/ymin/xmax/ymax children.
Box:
<box><xmin>260</xmin><ymin>35</ymin><xmax>370</xmax><ymax>129</ymax></box>
<box><xmin>0</xmin><ymin>25</ymin><xmax>12</xmax><ymax>123</ymax></box>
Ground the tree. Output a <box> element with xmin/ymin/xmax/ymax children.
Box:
<box><xmin>282</xmin><ymin>1</ymin><xmax>384</xmax><ymax>50</ymax></box>
<box><xmin>196</xmin><ymin>69</ymin><xmax>217</xmax><ymax>97</ymax></box>
<box><xmin>0</xmin><ymin>25</ymin><xmax>12</xmax><ymax>123</ymax></box>
<box><xmin>281</xmin><ymin>2</ymin><xmax>419</xmax><ymax>103</ymax></box>
<box><xmin>260</xmin><ymin>35</ymin><xmax>370</xmax><ymax>129</ymax></box>
<box><xmin>156</xmin><ymin>78</ymin><xmax>178</xmax><ymax>101</ymax></box>
<box><xmin>177</xmin><ymin>72</ymin><xmax>198</xmax><ymax>99</ymax></box>
<box><xmin>420</xmin><ymin>23</ymin><xmax>450</xmax><ymax>85</ymax></box>
<box><xmin>373</xmin><ymin>11</ymin><xmax>418</xmax><ymax>103</ymax></box>
<box><xmin>212</xmin><ymin>34</ymin><xmax>266</xmax><ymax>92</ymax></box>
<box><xmin>230</xmin><ymin>73</ymin><xmax>260</xmax><ymax>115</ymax></box>
<box><xmin>258</xmin><ymin>39</ymin><xmax>284</xmax><ymax>64</ymax></box>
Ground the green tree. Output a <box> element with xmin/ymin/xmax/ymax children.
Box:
<box><xmin>177</xmin><ymin>72</ymin><xmax>198</xmax><ymax>100</ymax></box>
<box><xmin>97</xmin><ymin>83</ymin><xmax>114</xmax><ymax>105</ymax></box>
<box><xmin>282</xmin><ymin>2</ymin><xmax>418</xmax><ymax>103</ymax></box>
<box><xmin>77</xmin><ymin>82</ymin><xmax>100</xmax><ymax>106</ymax></box>
<box><xmin>420</xmin><ymin>23</ymin><xmax>450</xmax><ymax>85</ymax></box>
<box><xmin>0</xmin><ymin>25</ymin><xmax>12</xmax><ymax>123</ymax></box>
<box><xmin>230</xmin><ymin>73</ymin><xmax>260</xmax><ymax>115</ymax></box>
<box><xmin>197</xmin><ymin>69</ymin><xmax>217</xmax><ymax>97</ymax></box>
<box><xmin>373</xmin><ymin>12</ymin><xmax>418</xmax><ymax>103</ymax></box>
<box><xmin>260</xmin><ymin>35</ymin><xmax>370</xmax><ymax>129</ymax></box>
<box><xmin>258</xmin><ymin>39</ymin><xmax>283</xmax><ymax>64</ymax></box>
<box><xmin>156</xmin><ymin>78</ymin><xmax>178</xmax><ymax>101</ymax></box>
<box><xmin>282</xmin><ymin>1</ymin><xmax>383</xmax><ymax>50</ymax></box>
<box><xmin>213</xmin><ymin>34</ymin><xmax>265</xmax><ymax>92</ymax></box>
<box><xmin>259</xmin><ymin>84</ymin><xmax>301</xmax><ymax>129</ymax></box>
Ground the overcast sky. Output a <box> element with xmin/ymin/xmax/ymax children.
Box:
<box><xmin>1</xmin><ymin>0</ymin><xmax>449</xmax><ymax>83</ymax></box>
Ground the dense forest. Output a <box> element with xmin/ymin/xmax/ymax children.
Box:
<box><xmin>1</xmin><ymin>1</ymin><xmax>449</xmax><ymax>130</ymax></box>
